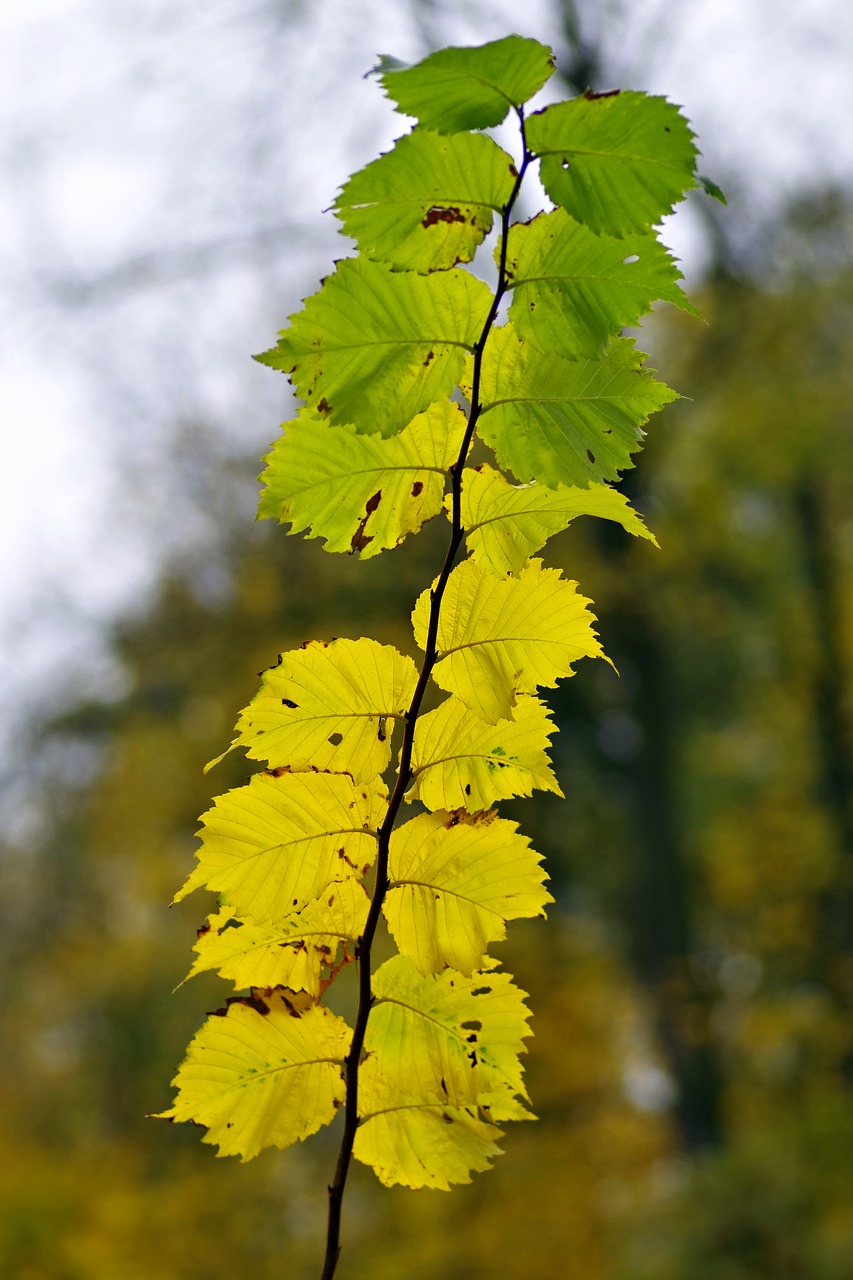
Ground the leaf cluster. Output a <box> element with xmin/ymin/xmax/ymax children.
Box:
<box><xmin>160</xmin><ymin>29</ymin><xmax>706</xmax><ymax>1259</ymax></box>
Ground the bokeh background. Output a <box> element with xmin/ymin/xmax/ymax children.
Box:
<box><xmin>2</xmin><ymin>2</ymin><xmax>853</xmax><ymax>1276</ymax></box>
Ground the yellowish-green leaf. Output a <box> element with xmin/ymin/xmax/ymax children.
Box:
<box><xmin>228</xmin><ymin>638</ymin><xmax>417</xmax><ymax>782</ymax></box>
<box><xmin>185</xmin><ymin>880</ymin><xmax>370</xmax><ymax>996</ymax></box>
<box><xmin>503</xmin><ymin>207</ymin><xmax>698</xmax><ymax>358</ymax></box>
<box><xmin>385</xmin><ymin>809</ymin><xmax>552</xmax><ymax>975</ymax></box>
<box><xmin>366</xmin><ymin>954</ymin><xmax>532</xmax><ymax>1107</ymax></box>
<box><xmin>255</xmin><ymin>257</ymin><xmax>491</xmax><ymax>436</ymax></box>
<box><xmin>354</xmin><ymin>1056</ymin><xmax>505</xmax><ymax>1190</ymax></box>
<box><xmin>527</xmin><ymin>91</ymin><xmax>697</xmax><ymax>236</ymax></box>
<box><xmin>477</xmin><ymin>325</ymin><xmax>677</xmax><ymax>488</ymax></box>
<box><xmin>375</xmin><ymin>35</ymin><xmax>554</xmax><ymax>134</ymax></box>
<box><xmin>257</xmin><ymin>400</ymin><xmax>467</xmax><ymax>556</ymax></box>
<box><xmin>458</xmin><ymin>463</ymin><xmax>656</xmax><ymax>577</ymax></box>
<box><xmin>411</xmin><ymin>556</ymin><xmax>605</xmax><ymax>723</ymax></box>
<box><xmin>156</xmin><ymin>994</ymin><xmax>350</xmax><ymax>1160</ymax></box>
<box><xmin>335</xmin><ymin>130</ymin><xmax>516</xmax><ymax>270</ymax></box>
<box><xmin>408</xmin><ymin>694</ymin><xmax>561</xmax><ymax>812</ymax></box>
<box><xmin>176</xmin><ymin>772</ymin><xmax>384</xmax><ymax>922</ymax></box>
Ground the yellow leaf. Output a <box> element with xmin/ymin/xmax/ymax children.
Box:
<box><xmin>227</xmin><ymin>638</ymin><xmax>418</xmax><ymax>782</ymax></box>
<box><xmin>156</xmin><ymin>994</ymin><xmax>350</xmax><ymax>1160</ymax></box>
<box><xmin>412</xmin><ymin>556</ymin><xmax>606</xmax><ymax>722</ymax></box>
<box><xmin>176</xmin><ymin>772</ymin><xmax>385</xmax><ymax>922</ymax></box>
<box><xmin>366</xmin><ymin>954</ymin><xmax>532</xmax><ymax>1108</ymax></box>
<box><xmin>458</xmin><ymin>463</ymin><xmax>656</xmax><ymax>576</ymax></box>
<box><xmin>258</xmin><ymin>399</ymin><xmax>466</xmax><ymax>556</ymax></box>
<box><xmin>409</xmin><ymin>694</ymin><xmax>562</xmax><ymax>811</ymax></box>
<box><xmin>354</xmin><ymin>1056</ymin><xmax>505</xmax><ymax>1190</ymax></box>
<box><xmin>186</xmin><ymin>880</ymin><xmax>370</xmax><ymax>995</ymax></box>
<box><xmin>386</xmin><ymin>809</ymin><xmax>552</xmax><ymax>974</ymax></box>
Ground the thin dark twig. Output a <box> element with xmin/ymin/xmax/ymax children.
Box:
<box><xmin>320</xmin><ymin>110</ymin><xmax>531</xmax><ymax>1280</ymax></box>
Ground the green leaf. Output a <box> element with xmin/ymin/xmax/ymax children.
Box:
<box><xmin>257</xmin><ymin>399</ymin><xmax>466</xmax><ymax>557</ymax></box>
<box><xmin>335</xmin><ymin>130</ymin><xmax>516</xmax><ymax>271</ymax></box>
<box><xmin>354</xmin><ymin>1057</ymin><xmax>506</xmax><ymax>1189</ymax></box>
<box><xmin>256</xmin><ymin>257</ymin><xmax>491</xmax><ymax>436</ymax></box>
<box><xmin>698</xmin><ymin>173</ymin><xmax>727</xmax><ymax>204</ymax></box>
<box><xmin>386</xmin><ymin>809</ymin><xmax>552</xmax><ymax>975</ymax></box>
<box><xmin>157</xmin><ymin>994</ymin><xmax>350</xmax><ymax>1160</ymax></box>
<box><xmin>376</xmin><ymin>35</ymin><xmax>554</xmax><ymax>133</ymax></box>
<box><xmin>366</xmin><ymin>954</ymin><xmax>532</xmax><ymax>1106</ymax></box>
<box><xmin>411</xmin><ymin>556</ymin><xmax>605</xmax><ymax>723</ymax></box>
<box><xmin>175</xmin><ymin>772</ymin><xmax>385</xmax><ymax>922</ymax></box>
<box><xmin>408</xmin><ymin>694</ymin><xmax>561</xmax><ymax>812</ymax></box>
<box><xmin>504</xmin><ymin>208</ymin><xmax>698</xmax><ymax>358</ymax></box>
<box><xmin>477</xmin><ymin>325</ymin><xmax>678</xmax><ymax>488</ymax></box>
<box><xmin>185</xmin><ymin>881</ymin><xmax>370</xmax><ymax>996</ymax></box>
<box><xmin>460</xmin><ymin>463</ymin><xmax>656</xmax><ymax>577</ymax></box>
<box><xmin>226</xmin><ymin>638</ymin><xmax>418</xmax><ymax>782</ymax></box>
<box><xmin>527</xmin><ymin>90</ymin><xmax>697</xmax><ymax>236</ymax></box>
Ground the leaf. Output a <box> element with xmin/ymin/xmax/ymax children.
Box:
<box><xmin>385</xmin><ymin>809</ymin><xmax>552</xmax><ymax>975</ymax></box>
<box><xmin>256</xmin><ymin>257</ymin><xmax>491</xmax><ymax>436</ymax></box>
<box><xmin>354</xmin><ymin>1056</ymin><xmax>505</xmax><ymax>1190</ymax></box>
<box><xmin>175</xmin><ymin>772</ymin><xmax>385</xmax><ymax>922</ymax></box>
<box><xmin>408</xmin><ymin>694</ymin><xmax>561</xmax><ymax>812</ymax></box>
<box><xmin>257</xmin><ymin>400</ymin><xmax>466</xmax><ymax>557</ymax></box>
<box><xmin>527</xmin><ymin>90</ymin><xmax>697</xmax><ymax>236</ymax></box>
<box><xmin>411</xmin><ymin>556</ymin><xmax>605</xmax><ymax>723</ymax></box>
<box><xmin>335</xmin><ymin>130</ymin><xmax>516</xmax><ymax>271</ymax></box>
<box><xmin>698</xmin><ymin>173</ymin><xmax>727</xmax><ymax>204</ymax></box>
<box><xmin>504</xmin><ymin>208</ymin><xmax>698</xmax><ymax>359</ymax></box>
<box><xmin>459</xmin><ymin>463</ymin><xmax>656</xmax><ymax>577</ymax></box>
<box><xmin>227</xmin><ymin>638</ymin><xmax>418</xmax><ymax>782</ymax></box>
<box><xmin>186</xmin><ymin>881</ymin><xmax>370</xmax><ymax>996</ymax></box>
<box><xmin>376</xmin><ymin>35</ymin><xmax>554</xmax><ymax>133</ymax></box>
<box><xmin>477</xmin><ymin>325</ymin><xmax>677</xmax><ymax>488</ymax></box>
<box><xmin>366</xmin><ymin>954</ymin><xmax>532</xmax><ymax>1106</ymax></box>
<box><xmin>156</xmin><ymin>994</ymin><xmax>350</xmax><ymax>1160</ymax></box>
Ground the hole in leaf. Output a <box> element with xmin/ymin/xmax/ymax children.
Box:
<box><xmin>328</xmin><ymin>732</ymin><xmax>344</xmax><ymax>746</ymax></box>
<box><xmin>623</xmin><ymin>254</ymin><xmax>639</xmax><ymax>265</ymax></box>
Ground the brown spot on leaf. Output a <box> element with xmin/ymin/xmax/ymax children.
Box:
<box><xmin>196</xmin><ymin>921</ymin><xmax>212</xmax><ymax>939</ymax></box>
<box><xmin>328</xmin><ymin>732</ymin><xmax>344</xmax><ymax>746</ymax></box>
<box><xmin>411</xmin><ymin>480</ymin><xmax>424</xmax><ymax>498</ymax></box>
<box><xmin>316</xmin><ymin>397</ymin><xmax>331</xmax><ymax>414</ymax></box>
<box><xmin>422</xmin><ymin>205</ymin><xmax>465</xmax><ymax>228</ymax></box>
<box><xmin>471</xmin><ymin>986</ymin><xmax>492</xmax><ymax>997</ymax></box>
<box><xmin>423</xmin><ymin>351</ymin><xmax>434</xmax><ymax>367</ymax></box>
<box><xmin>586</xmin><ymin>449</ymin><xmax>596</xmax><ymax>464</ymax></box>
<box><xmin>350</xmin><ymin>490</ymin><xmax>382</xmax><ymax>554</ymax></box>
<box><xmin>584</xmin><ymin>87</ymin><xmax>620</xmax><ymax>99</ymax></box>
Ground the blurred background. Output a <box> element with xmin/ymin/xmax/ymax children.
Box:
<box><xmin>2</xmin><ymin>1</ymin><xmax>853</xmax><ymax>1276</ymax></box>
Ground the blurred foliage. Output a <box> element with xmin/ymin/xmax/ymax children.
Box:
<box><xmin>3</xmin><ymin>201</ymin><xmax>853</xmax><ymax>1274</ymax></box>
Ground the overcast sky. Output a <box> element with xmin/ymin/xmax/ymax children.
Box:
<box><xmin>1</xmin><ymin>0</ymin><xmax>852</xmax><ymax>772</ymax></box>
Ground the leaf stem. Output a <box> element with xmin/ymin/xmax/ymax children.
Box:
<box><xmin>320</xmin><ymin>110</ymin><xmax>530</xmax><ymax>1280</ymax></box>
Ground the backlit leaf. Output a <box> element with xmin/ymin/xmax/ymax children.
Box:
<box><xmin>527</xmin><ymin>90</ymin><xmax>697</xmax><ymax>236</ymax></box>
<box><xmin>354</xmin><ymin>1056</ymin><xmax>505</xmax><ymax>1189</ymax></box>
<box><xmin>185</xmin><ymin>880</ymin><xmax>370</xmax><ymax>996</ymax></box>
<box><xmin>157</xmin><ymin>994</ymin><xmax>350</xmax><ymax>1160</ymax></box>
<box><xmin>408</xmin><ymin>694</ymin><xmax>561</xmax><ymax>812</ymax></box>
<box><xmin>459</xmin><ymin>463</ymin><xmax>656</xmax><ymax>577</ymax></box>
<box><xmin>257</xmin><ymin>400</ymin><xmax>466</xmax><ymax>557</ymax></box>
<box><xmin>477</xmin><ymin>325</ymin><xmax>677</xmax><ymax>488</ymax></box>
<box><xmin>256</xmin><ymin>257</ymin><xmax>491</xmax><ymax>436</ymax></box>
<box><xmin>367</xmin><ymin>954</ymin><xmax>532</xmax><ymax>1106</ymax></box>
<box><xmin>386</xmin><ymin>809</ymin><xmax>552</xmax><ymax>975</ymax></box>
<box><xmin>375</xmin><ymin>35</ymin><xmax>554</xmax><ymax>133</ymax></box>
<box><xmin>504</xmin><ymin>208</ymin><xmax>697</xmax><ymax>358</ymax></box>
<box><xmin>335</xmin><ymin>130</ymin><xmax>516</xmax><ymax>271</ymax></box>
<box><xmin>175</xmin><ymin>772</ymin><xmax>384</xmax><ymax>922</ymax></box>
<box><xmin>228</xmin><ymin>638</ymin><xmax>418</xmax><ymax>782</ymax></box>
<box><xmin>411</xmin><ymin>556</ymin><xmax>605</xmax><ymax>722</ymax></box>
